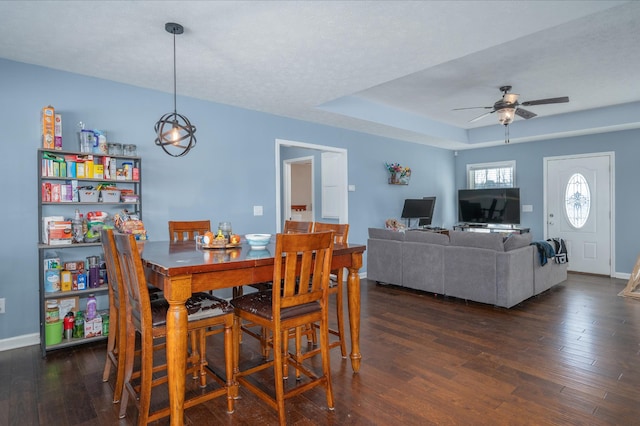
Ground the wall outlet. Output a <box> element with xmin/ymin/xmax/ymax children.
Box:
<box><xmin>253</xmin><ymin>205</ymin><xmax>263</xmax><ymax>216</ymax></box>
<box><xmin>0</xmin><ymin>298</ymin><xmax>5</xmax><ymax>314</ymax></box>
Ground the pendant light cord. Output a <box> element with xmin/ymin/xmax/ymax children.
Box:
<box><xmin>173</xmin><ymin>30</ymin><xmax>177</xmax><ymax>114</ymax></box>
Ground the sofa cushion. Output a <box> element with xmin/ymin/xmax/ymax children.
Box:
<box><xmin>405</xmin><ymin>230</ymin><xmax>449</xmax><ymax>245</ymax></box>
<box><xmin>449</xmin><ymin>230</ymin><xmax>504</xmax><ymax>251</ymax></box>
<box><xmin>368</xmin><ymin>227</ymin><xmax>405</xmax><ymax>241</ymax></box>
<box><xmin>504</xmin><ymin>233</ymin><xmax>533</xmax><ymax>251</ymax></box>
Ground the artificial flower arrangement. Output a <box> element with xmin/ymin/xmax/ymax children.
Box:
<box><xmin>385</xmin><ymin>162</ymin><xmax>411</xmax><ymax>177</ymax></box>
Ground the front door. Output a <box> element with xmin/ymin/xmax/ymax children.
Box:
<box><xmin>545</xmin><ymin>153</ymin><xmax>613</xmax><ymax>275</ymax></box>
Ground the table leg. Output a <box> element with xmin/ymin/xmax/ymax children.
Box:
<box><xmin>347</xmin><ymin>252</ymin><xmax>363</xmax><ymax>372</ymax></box>
<box><xmin>164</xmin><ymin>275</ymin><xmax>191</xmax><ymax>426</ymax></box>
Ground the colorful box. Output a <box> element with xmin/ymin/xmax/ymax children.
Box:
<box><xmin>84</xmin><ymin>316</ymin><xmax>103</xmax><ymax>338</ymax></box>
<box><xmin>48</xmin><ymin>221</ymin><xmax>73</xmax><ymax>245</ymax></box>
<box><xmin>54</xmin><ymin>113</ymin><xmax>63</xmax><ymax>150</ymax></box>
<box><xmin>93</xmin><ymin>164</ymin><xmax>104</xmax><ymax>179</ymax></box>
<box><xmin>41</xmin><ymin>105</ymin><xmax>55</xmax><ymax>149</ymax></box>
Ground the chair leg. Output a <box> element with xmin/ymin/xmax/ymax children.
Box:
<box><xmin>197</xmin><ymin>329</ymin><xmax>208</xmax><ymax>388</ymax></box>
<box><xmin>320</xmin><ymin>315</ymin><xmax>335</xmax><ymax>411</ymax></box>
<box><xmin>335</xmin><ymin>276</ymin><xmax>347</xmax><ymax>358</ymax></box>
<box><xmin>118</xmin><ymin>324</ymin><xmax>137</xmax><ymax>419</ymax></box>
<box><xmin>136</xmin><ymin>333</ymin><xmax>154</xmax><ymax>425</ymax></box>
<box><xmin>224</xmin><ymin>320</ymin><xmax>235</xmax><ymax>413</ymax></box>
<box><xmin>102</xmin><ymin>311</ymin><xmax>116</xmax><ymax>382</ymax></box>
<box><xmin>272</xmin><ymin>327</ymin><xmax>287</xmax><ymax>426</ymax></box>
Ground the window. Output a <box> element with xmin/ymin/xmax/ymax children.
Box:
<box><xmin>467</xmin><ymin>160</ymin><xmax>515</xmax><ymax>189</ymax></box>
<box><xmin>564</xmin><ymin>173</ymin><xmax>590</xmax><ymax>228</ymax></box>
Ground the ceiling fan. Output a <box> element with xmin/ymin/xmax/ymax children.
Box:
<box><xmin>454</xmin><ymin>85</ymin><xmax>569</xmax><ymax>128</ymax></box>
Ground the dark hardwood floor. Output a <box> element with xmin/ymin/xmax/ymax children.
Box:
<box><xmin>2</xmin><ymin>273</ymin><xmax>640</xmax><ymax>425</ymax></box>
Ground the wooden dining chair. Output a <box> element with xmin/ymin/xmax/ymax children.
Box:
<box><xmin>114</xmin><ymin>232</ymin><xmax>236</xmax><ymax>424</ymax></box>
<box><xmin>168</xmin><ymin>220</ymin><xmax>211</xmax><ymax>242</ymax></box>
<box><xmin>101</xmin><ymin>229</ymin><xmax>165</xmax><ymax>404</ymax></box>
<box><xmin>311</xmin><ymin>222</ymin><xmax>349</xmax><ymax>358</ymax></box>
<box><xmin>283</xmin><ymin>219</ymin><xmax>313</xmax><ymax>234</ymax></box>
<box><xmin>101</xmin><ymin>228</ymin><xmax>129</xmax><ymax>404</ymax></box>
<box><xmin>232</xmin><ymin>231</ymin><xmax>335</xmax><ymax>426</ymax></box>
<box><xmin>241</xmin><ymin>219</ymin><xmax>315</xmax><ymax>353</ymax></box>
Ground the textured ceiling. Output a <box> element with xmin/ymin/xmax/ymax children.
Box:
<box><xmin>2</xmin><ymin>1</ymin><xmax>639</xmax><ymax>149</ymax></box>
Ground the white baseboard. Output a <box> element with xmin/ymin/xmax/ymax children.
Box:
<box><xmin>0</xmin><ymin>333</ymin><xmax>40</xmax><ymax>352</ymax></box>
<box><xmin>615</xmin><ymin>272</ymin><xmax>631</xmax><ymax>280</ymax></box>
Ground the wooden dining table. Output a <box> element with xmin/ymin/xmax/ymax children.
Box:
<box><xmin>140</xmin><ymin>239</ymin><xmax>366</xmax><ymax>426</ymax></box>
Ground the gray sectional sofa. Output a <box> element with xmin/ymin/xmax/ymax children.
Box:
<box><xmin>367</xmin><ymin>228</ymin><xmax>567</xmax><ymax>308</ymax></box>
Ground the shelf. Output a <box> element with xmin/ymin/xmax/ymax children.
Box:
<box><xmin>41</xmin><ymin>201</ymin><xmax>139</xmax><ymax>205</ymax></box>
<box><xmin>45</xmin><ymin>334</ymin><xmax>107</xmax><ymax>352</ymax></box>
<box><xmin>44</xmin><ymin>284</ymin><xmax>109</xmax><ymax>300</ymax></box>
<box><xmin>39</xmin><ymin>242</ymin><xmax>102</xmax><ymax>249</ymax></box>
<box><xmin>39</xmin><ymin>148</ymin><xmax>140</xmax><ymax>161</ymax></box>
<box><xmin>40</xmin><ymin>176</ymin><xmax>140</xmax><ymax>183</ymax></box>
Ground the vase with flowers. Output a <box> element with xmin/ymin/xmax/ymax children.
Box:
<box><xmin>385</xmin><ymin>162</ymin><xmax>410</xmax><ymax>185</ymax></box>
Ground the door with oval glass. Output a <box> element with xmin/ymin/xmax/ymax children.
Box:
<box><xmin>545</xmin><ymin>153</ymin><xmax>613</xmax><ymax>275</ymax></box>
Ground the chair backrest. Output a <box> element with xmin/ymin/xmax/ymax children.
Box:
<box><xmin>272</xmin><ymin>231</ymin><xmax>334</xmax><ymax>316</ymax></box>
<box><xmin>114</xmin><ymin>232</ymin><xmax>152</xmax><ymax>336</ymax></box>
<box><xmin>313</xmin><ymin>222</ymin><xmax>349</xmax><ymax>245</ymax></box>
<box><xmin>283</xmin><ymin>220</ymin><xmax>313</xmax><ymax>234</ymax></box>
<box><xmin>168</xmin><ymin>220</ymin><xmax>211</xmax><ymax>242</ymax></box>
<box><xmin>101</xmin><ymin>228</ymin><xmax>126</xmax><ymax>329</ymax></box>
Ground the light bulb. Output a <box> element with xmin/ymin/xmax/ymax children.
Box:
<box><xmin>171</xmin><ymin>126</ymin><xmax>180</xmax><ymax>144</ymax></box>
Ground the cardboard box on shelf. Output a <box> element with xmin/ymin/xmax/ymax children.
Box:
<box><xmin>41</xmin><ymin>106</ymin><xmax>55</xmax><ymax>149</ymax></box>
<box><xmin>54</xmin><ymin>113</ymin><xmax>63</xmax><ymax>150</ymax></box>
<box><xmin>84</xmin><ymin>315</ymin><xmax>103</xmax><ymax>338</ymax></box>
<box><xmin>48</xmin><ymin>221</ymin><xmax>73</xmax><ymax>245</ymax></box>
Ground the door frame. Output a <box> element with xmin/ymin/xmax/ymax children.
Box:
<box><xmin>543</xmin><ymin>151</ymin><xmax>615</xmax><ymax>277</ymax></box>
<box><xmin>275</xmin><ymin>138</ymin><xmax>348</xmax><ymax>232</ymax></box>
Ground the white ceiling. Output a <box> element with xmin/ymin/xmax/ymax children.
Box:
<box><xmin>2</xmin><ymin>1</ymin><xmax>639</xmax><ymax>150</ymax></box>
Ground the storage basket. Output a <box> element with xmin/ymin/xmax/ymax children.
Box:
<box><xmin>45</xmin><ymin>320</ymin><xmax>63</xmax><ymax>346</ymax></box>
<box><xmin>101</xmin><ymin>189</ymin><xmax>121</xmax><ymax>203</ymax></box>
<box><xmin>79</xmin><ymin>189</ymin><xmax>99</xmax><ymax>203</ymax></box>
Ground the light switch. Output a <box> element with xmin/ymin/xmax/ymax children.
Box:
<box><xmin>522</xmin><ymin>204</ymin><xmax>533</xmax><ymax>213</ymax></box>
<box><xmin>348</xmin><ymin>185</ymin><xmax>356</xmax><ymax>192</ymax></box>
<box><xmin>253</xmin><ymin>205</ymin><xmax>263</xmax><ymax>216</ymax></box>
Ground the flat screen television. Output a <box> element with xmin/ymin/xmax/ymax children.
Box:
<box><xmin>401</xmin><ymin>197</ymin><xmax>436</xmax><ymax>227</ymax></box>
<box><xmin>458</xmin><ymin>188</ymin><xmax>520</xmax><ymax>225</ymax></box>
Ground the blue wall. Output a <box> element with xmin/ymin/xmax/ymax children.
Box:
<box><xmin>0</xmin><ymin>58</ymin><xmax>452</xmax><ymax>341</ymax></box>
<box><xmin>455</xmin><ymin>130</ymin><xmax>640</xmax><ymax>275</ymax></box>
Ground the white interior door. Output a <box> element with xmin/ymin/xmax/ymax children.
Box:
<box><xmin>545</xmin><ymin>153</ymin><xmax>613</xmax><ymax>275</ymax></box>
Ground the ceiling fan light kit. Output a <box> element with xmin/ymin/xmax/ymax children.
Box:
<box><xmin>154</xmin><ymin>22</ymin><xmax>197</xmax><ymax>157</ymax></box>
<box><xmin>454</xmin><ymin>85</ymin><xmax>570</xmax><ymax>143</ymax></box>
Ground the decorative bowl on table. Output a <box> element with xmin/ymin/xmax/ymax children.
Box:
<box><xmin>244</xmin><ymin>233</ymin><xmax>272</xmax><ymax>250</ymax></box>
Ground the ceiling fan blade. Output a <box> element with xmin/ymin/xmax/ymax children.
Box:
<box><xmin>521</xmin><ymin>96</ymin><xmax>569</xmax><ymax>106</ymax></box>
<box><xmin>515</xmin><ymin>108</ymin><xmax>537</xmax><ymax>119</ymax></box>
<box><xmin>452</xmin><ymin>106</ymin><xmax>493</xmax><ymax>111</ymax></box>
<box><xmin>469</xmin><ymin>110</ymin><xmax>495</xmax><ymax>123</ymax></box>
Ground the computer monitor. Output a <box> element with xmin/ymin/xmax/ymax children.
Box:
<box><xmin>401</xmin><ymin>197</ymin><xmax>436</xmax><ymax>228</ymax></box>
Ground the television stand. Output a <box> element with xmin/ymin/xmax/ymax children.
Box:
<box><xmin>453</xmin><ymin>224</ymin><xmax>529</xmax><ymax>235</ymax></box>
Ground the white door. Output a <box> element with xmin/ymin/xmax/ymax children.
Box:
<box><xmin>545</xmin><ymin>153</ymin><xmax>613</xmax><ymax>275</ymax></box>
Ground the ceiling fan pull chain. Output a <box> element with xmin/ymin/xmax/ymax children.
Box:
<box><xmin>505</xmin><ymin>125</ymin><xmax>510</xmax><ymax>144</ymax></box>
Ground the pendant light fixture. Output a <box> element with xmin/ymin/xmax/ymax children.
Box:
<box><xmin>154</xmin><ymin>22</ymin><xmax>196</xmax><ymax>157</ymax></box>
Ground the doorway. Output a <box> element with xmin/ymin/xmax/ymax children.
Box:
<box><xmin>544</xmin><ymin>152</ymin><xmax>614</xmax><ymax>275</ymax></box>
<box><xmin>275</xmin><ymin>139</ymin><xmax>348</xmax><ymax>232</ymax></box>
<box><xmin>283</xmin><ymin>157</ymin><xmax>314</xmax><ymax>222</ymax></box>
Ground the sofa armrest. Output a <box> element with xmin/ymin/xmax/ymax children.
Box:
<box><xmin>533</xmin><ymin>249</ymin><xmax>568</xmax><ymax>294</ymax></box>
<box><xmin>496</xmin><ymin>246</ymin><xmax>534</xmax><ymax>308</ymax></box>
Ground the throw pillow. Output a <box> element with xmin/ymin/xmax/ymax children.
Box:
<box><xmin>504</xmin><ymin>233</ymin><xmax>532</xmax><ymax>251</ymax></box>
